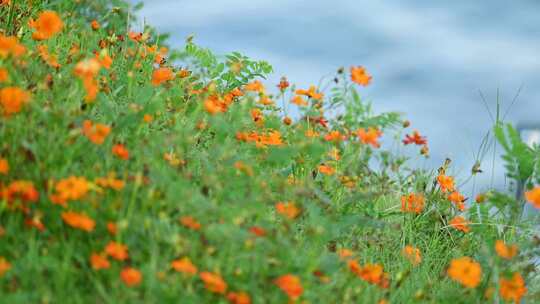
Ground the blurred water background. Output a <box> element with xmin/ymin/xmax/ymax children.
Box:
<box><xmin>132</xmin><ymin>0</ymin><xmax>540</xmax><ymax>198</ymax></box>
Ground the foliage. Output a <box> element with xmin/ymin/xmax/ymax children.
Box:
<box><xmin>0</xmin><ymin>1</ymin><xmax>538</xmax><ymax>303</ymax></box>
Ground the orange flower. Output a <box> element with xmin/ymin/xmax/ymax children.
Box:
<box><xmin>244</xmin><ymin>80</ymin><xmax>265</xmax><ymax>93</ymax></box>
<box><xmin>2</xmin><ymin>180</ymin><xmax>39</xmax><ymax>204</ymax></box>
<box><xmin>277</xmin><ymin>77</ymin><xmax>289</xmax><ymax>91</ymax></box>
<box><xmin>318</xmin><ymin>164</ymin><xmax>335</xmax><ymax>176</ymax></box>
<box><xmin>274</xmin><ymin>274</ymin><xmax>303</xmax><ymax>300</ymax></box>
<box><xmin>230</xmin><ymin>87</ymin><xmax>244</xmax><ymax>97</ymax></box>
<box><xmin>236</xmin><ymin>131</ymin><xmax>256</xmax><ymax>143</ymax></box>
<box><xmin>171</xmin><ymin>257</ymin><xmax>198</xmax><ymax>275</ymax></box>
<box><xmin>401</xmin><ymin>193</ymin><xmax>425</xmax><ymax>214</ymax></box>
<box><xmin>291</xmin><ymin>95</ymin><xmax>308</xmax><ymax>106</ymax></box>
<box><xmin>0</xmin><ymin>87</ymin><xmax>31</xmax><ymax>117</ymax></box>
<box><xmin>151</xmin><ymin>67</ymin><xmax>175</xmax><ymax>86</ymax></box>
<box><xmin>295</xmin><ymin>85</ymin><xmax>323</xmax><ymax>100</ymax></box>
<box><xmin>499</xmin><ymin>272</ymin><xmax>527</xmax><ymax>304</ymax></box>
<box><xmin>180</xmin><ymin>216</ymin><xmax>201</xmax><ymax>230</ymax></box>
<box><xmin>189</xmin><ymin>87</ymin><xmax>205</xmax><ymax>95</ymax></box>
<box><xmin>348</xmin><ymin>259</ymin><xmax>362</xmax><ymax>275</ymax></box>
<box><xmin>121</xmin><ymin>267</ymin><xmax>142</xmax><ymax>287</ymax></box>
<box><xmin>350</xmin><ymin>66</ymin><xmax>372</xmax><ymax>86</ymax></box>
<box><xmin>402</xmin><ymin>245</ymin><xmax>422</xmax><ymax>266</ymax></box>
<box><xmin>0</xmin><ymin>68</ymin><xmax>8</xmax><ymax>82</ymax></box>
<box><xmin>259</xmin><ymin>131</ymin><xmax>284</xmax><ymax>147</ymax></box>
<box><xmin>308</xmin><ymin>116</ymin><xmax>328</xmax><ymax>128</ymax></box>
<box><xmin>0</xmin><ymin>257</ymin><xmax>11</xmax><ymax>277</ymax></box>
<box><xmin>449</xmin><ymin>216</ymin><xmax>470</xmax><ymax>233</ymax></box>
<box><xmin>223</xmin><ymin>92</ymin><xmax>236</xmax><ymax>105</ymax></box>
<box><xmin>112</xmin><ymin>144</ymin><xmax>129</xmax><ymax>160</ymax></box>
<box><xmin>95</xmin><ymin>173</ymin><xmax>125</xmax><ymax>191</ymax></box>
<box><xmin>437</xmin><ymin>174</ymin><xmax>455</xmax><ymax>192</ymax></box>
<box><xmin>95</xmin><ymin>52</ymin><xmax>113</xmax><ymax>70</ymax></box>
<box><xmin>107</xmin><ymin>222</ymin><xmax>117</xmax><ymax>235</ymax></box>
<box><xmin>61</xmin><ymin>211</ymin><xmax>95</xmax><ymax>232</ymax></box>
<box><xmin>84</xmin><ymin>78</ymin><xmax>99</xmax><ymax>101</ymax></box>
<box><xmin>82</xmin><ymin>120</ymin><xmax>111</xmax><ymax>145</ymax></box>
<box><xmin>227</xmin><ymin>291</ymin><xmax>251</xmax><ymax>304</ymax></box>
<box><xmin>275</xmin><ymin>201</ymin><xmax>300</xmax><ymax>219</ymax></box>
<box><xmin>37</xmin><ymin>44</ymin><xmax>60</xmax><ymax>68</ymax></box>
<box><xmin>50</xmin><ymin>176</ymin><xmax>89</xmax><ymax>206</ymax></box>
<box><xmin>128</xmin><ymin>31</ymin><xmax>143</xmax><ymax>43</ymax></box>
<box><xmin>258</xmin><ymin>95</ymin><xmax>274</xmax><ymax>106</ymax></box>
<box><xmin>143</xmin><ymin>114</ymin><xmax>153</xmax><ymax>123</ymax></box>
<box><xmin>475</xmin><ymin>193</ymin><xmax>486</xmax><ymax>203</ymax></box>
<box><xmin>145</xmin><ymin>44</ymin><xmax>157</xmax><ymax>55</ymax></box>
<box><xmin>324</xmin><ymin>130</ymin><xmax>345</xmax><ymax>142</ymax></box>
<box><xmin>239</xmin><ymin>130</ymin><xmax>284</xmax><ymax>148</ymax></box>
<box><xmin>204</xmin><ymin>95</ymin><xmax>226</xmax><ymax>115</ymax></box>
<box><xmin>524</xmin><ymin>186</ymin><xmax>540</xmax><ymax>209</ymax></box>
<box><xmin>356</xmin><ymin>263</ymin><xmax>385</xmax><ymax>286</ymax></box>
<box><xmin>338</xmin><ymin>248</ymin><xmax>354</xmax><ymax>260</ymax></box>
<box><xmin>495</xmin><ymin>240</ymin><xmax>518</xmax><ymax>260</ymax></box>
<box><xmin>73</xmin><ymin>58</ymin><xmax>101</xmax><ymax>102</ymax></box>
<box><xmin>283</xmin><ymin>116</ymin><xmax>292</xmax><ymax>126</ymax></box>
<box><xmin>249</xmin><ymin>226</ymin><xmax>266</xmax><ymax>237</ymax></box>
<box><xmin>105</xmin><ymin>241</ymin><xmax>129</xmax><ymax>261</ymax></box>
<box><xmin>200</xmin><ymin>271</ymin><xmax>227</xmax><ymax>294</ymax></box>
<box><xmin>90</xmin><ymin>253</ymin><xmax>110</xmax><ymax>270</ymax></box>
<box><xmin>0</xmin><ymin>158</ymin><xmax>8</xmax><ymax>175</ymax></box>
<box><xmin>55</xmin><ymin>176</ymin><xmax>89</xmax><ymax>200</ymax></box>
<box><xmin>448</xmin><ymin>191</ymin><xmax>466</xmax><ymax>211</ymax></box>
<box><xmin>29</xmin><ymin>11</ymin><xmax>64</xmax><ymax>40</ymax></box>
<box><xmin>90</xmin><ymin>20</ymin><xmax>100</xmax><ymax>30</ymax></box>
<box><xmin>447</xmin><ymin>257</ymin><xmax>482</xmax><ymax>288</ymax></box>
<box><xmin>0</xmin><ymin>34</ymin><xmax>26</xmax><ymax>58</ymax></box>
<box><xmin>357</xmin><ymin>127</ymin><xmax>382</xmax><ymax>148</ymax></box>
<box><xmin>402</xmin><ymin>130</ymin><xmax>427</xmax><ymax>145</ymax></box>
<box><xmin>153</xmin><ymin>47</ymin><xmax>168</xmax><ymax>64</ymax></box>
<box><xmin>250</xmin><ymin>108</ymin><xmax>264</xmax><ymax>123</ymax></box>
<box><xmin>74</xmin><ymin>58</ymin><xmax>101</xmax><ymax>79</ymax></box>
<box><xmin>448</xmin><ymin>191</ymin><xmax>465</xmax><ymax>203</ymax></box>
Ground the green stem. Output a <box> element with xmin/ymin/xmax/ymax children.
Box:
<box><xmin>6</xmin><ymin>0</ymin><xmax>17</xmax><ymax>35</ymax></box>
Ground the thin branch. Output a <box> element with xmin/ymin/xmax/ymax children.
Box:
<box><xmin>502</xmin><ymin>83</ymin><xmax>524</xmax><ymax>121</ymax></box>
<box><xmin>478</xmin><ymin>89</ymin><xmax>494</xmax><ymax>123</ymax></box>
